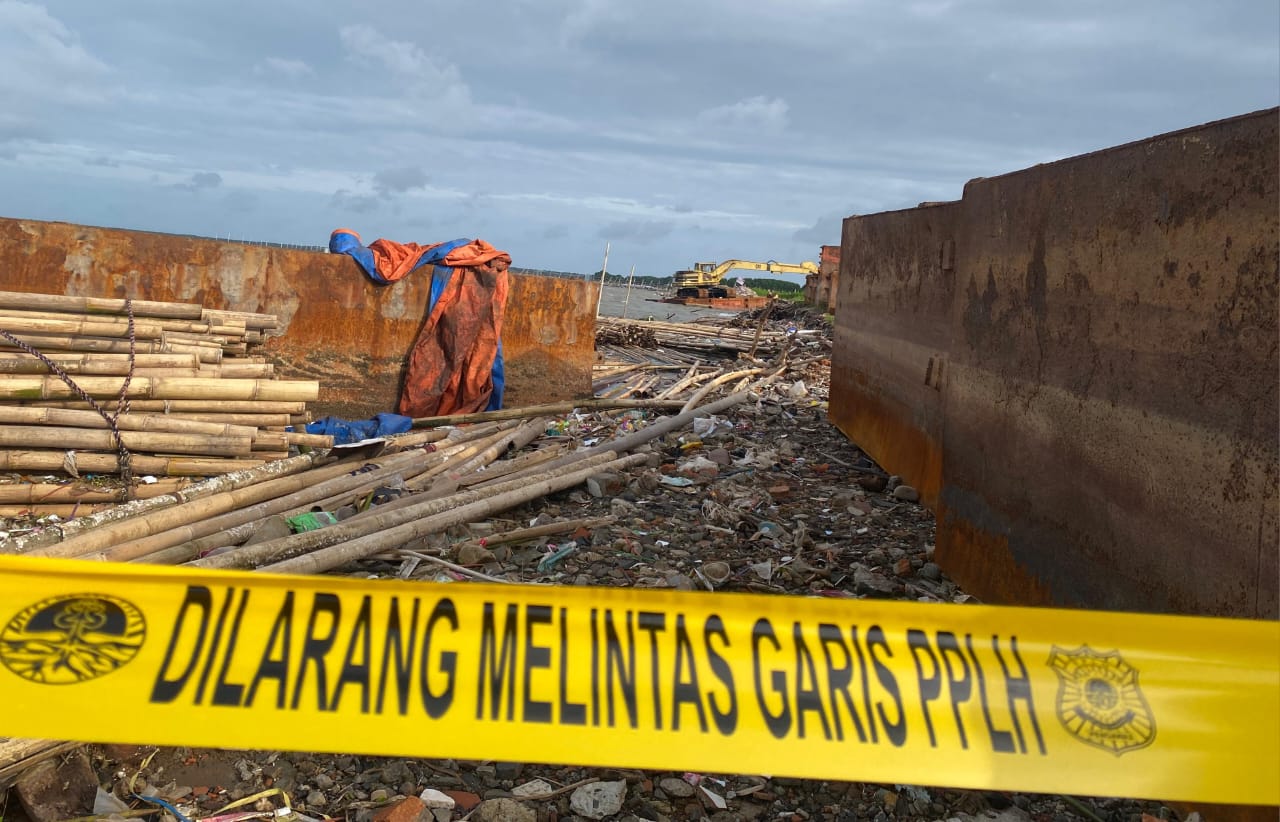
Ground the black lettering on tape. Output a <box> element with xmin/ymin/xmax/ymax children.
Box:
<box><xmin>377</xmin><ymin>596</ymin><xmax>420</xmax><ymax>716</ymax></box>
<box><xmin>195</xmin><ymin>587</ymin><xmax>238</xmax><ymax>705</ymax></box>
<box><xmin>703</xmin><ymin>615</ymin><xmax>737</xmax><ymax>735</ymax></box>
<box><xmin>908</xmin><ymin>627</ymin><xmax>942</xmax><ymax>747</ymax></box>
<box><xmin>671</xmin><ymin>614</ymin><xmax>707</xmax><ymax>733</ymax></box>
<box><xmin>937</xmin><ymin>631</ymin><xmax>972</xmax><ymax>749</ymax></box>
<box><xmin>291</xmin><ymin>592</ymin><xmax>341</xmax><ymax>711</ymax></box>
<box><xmin>247</xmin><ymin>591</ymin><xmax>294</xmax><ymax>710</ymax></box>
<box><xmin>477</xmin><ymin>602</ymin><xmax>518</xmax><ymax>721</ymax></box>
<box><xmin>211</xmin><ymin>587</ymin><xmax>251</xmax><ymax>707</ymax></box>
<box><xmin>420</xmin><ymin>598</ymin><xmax>457</xmax><ymax>718</ymax></box>
<box><xmin>522</xmin><ymin>604</ymin><xmax>553</xmax><ymax>723</ymax></box>
<box><xmin>331</xmin><ymin>595</ymin><xmax>373</xmax><ymax>714</ymax></box>
<box><xmin>558</xmin><ymin>607</ymin><xmax>587</xmax><ymax>726</ymax></box>
<box><xmin>994</xmin><ymin>635</ymin><xmax>1046</xmax><ymax>755</ymax></box>
<box><xmin>867</xmin><ymin>625</ymin><xmax>906</xmax><ymax>746</ymax></box>
<box><xmin>752</xmin><ymin>617</ymin><xmax>791</xmax><ymax>739</ymax></box>
<box><xmin>793</xmin><ymin>621</ymin><xmax>832</xmax><ymax>741</ymax></box>
<box><xmin>150</xmin><ymin>585</ymin><xmax>213</xmax><ymax>704</ymax></box>
<box><xmin>638</xmin><ymin>611</ymin><xmax>666</xmax><ymax>730</ymax></box>
<box><xmin>817</xmin><ymin>623</ymin><xmax>867</xmax><ymax>743</ymax></box>
<box><xmin>966</xmin><ymin>633</ymin><xmax>1016</xmax><ymax>753</ymax></box>
<box><xmin>603</xmin><ymin>609</ymin><xmax>638</xmax><ymax>729</ymax></box>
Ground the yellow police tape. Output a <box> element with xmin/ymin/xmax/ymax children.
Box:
<box><xmin>0</xmin><ymin>555</ymin><xmax>1275</xmax><ymax>805</ymax></box>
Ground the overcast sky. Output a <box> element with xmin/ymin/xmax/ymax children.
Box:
<box><xmin>0</xmin><ymin>1</ymin><xmax>1275</xmax><ymax>279</ymax></box>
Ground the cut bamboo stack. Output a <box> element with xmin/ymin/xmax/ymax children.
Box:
<box><xmin>0</xmin><ymin>291</ymin><xmax>331</xmax><ymax>496</ymax></box>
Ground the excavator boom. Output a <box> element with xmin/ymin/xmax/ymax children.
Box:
<box><xmin>671</xmin><ymin>258</ymin><xmax>818</xmax><ymax>297</ymax></box>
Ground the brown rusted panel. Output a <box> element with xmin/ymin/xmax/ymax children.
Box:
<box><xmin>0</xmin><ymin>219</ymin><xmax>597</xmax><ymax>418</ymax></box>
<box><xmin>501</xmin><ymin>274</ymin><xmax>596</xmax><ymax>409</ymax></box>
<box><xmin>831</xmin><ymin>108</ymin><xmax>1279</xmax><ymax>619</ymax></box>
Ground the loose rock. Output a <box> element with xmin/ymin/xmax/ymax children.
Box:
<box><xmin>471</xmin><ymin>797</ymin><xmax>536</xmax><ymax>822</ymax></box>
<box><xmin>571</xmin><ymin>780</ymin><xmax>628</xmax><ymax>819</ymax></box>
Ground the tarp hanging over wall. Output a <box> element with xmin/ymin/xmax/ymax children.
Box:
<box><xmin>329</xmin><ymin>229</ymin><xmax>511</xmax><ymax>417</ymax></box>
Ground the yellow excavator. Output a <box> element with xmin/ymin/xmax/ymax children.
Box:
<box><xmin>671</xmin><ymin>259</ymin><xmax>819</xmax><ymax>298</ymax></box>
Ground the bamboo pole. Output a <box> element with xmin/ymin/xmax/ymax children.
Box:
<box><xmin>140</xmin><ymin>412</ymin><xmax>294</xmax><ymax>427</ymax></box>
<box><xmin>0</xmin><ymin>309</ymin><xmax>246</xmax><ymax>338</ymax></box>
<box><xmin>202</xmin><ymin>309</ymin><xmax>279</xmax><ymax>330</ymax></box>
<box><xmin>411</xmin><ymin>398</ymin><xmax>686</xmax><ymax>428</ymax></box>
<box><xmin>448</xmin><ymin>515</ymin><xmax>615</xmax><ymax>552</ymax></box>
<box><xmin>0</xmin><ymin>375</ymin><xmax>318</xmax><ymax>402</ymax></box>
<box><xmin>198</xmin><ymin>362</ymin><xmax>275</xmax><ymax>379</ymax></box>
<box><xmin>0</xmin><ymin>333</ymin><xmax>222</xmax><ymax>362</ymax></box>
<box><xmin>0</xmin><ymin>503</ymin><xmax>116</xmax><ymax>518</ymax></box>
<box><xmin>680</xmin><ymin>367</ymin><xmax>764</xmax><ymax>412</ymax></box>
<box><xmin>195</xmin><ymin>451</ymin><xmax>641</xmax><ymax>572</ymax></box>
<box><xmin>85</xmin><ymin>449</ymin><xmax>446</xmax><ymax>563</ymax></box>
<box><xmin>457</xmin><ymin>443</ymin><xmax>568</xmax><ymax>487</ymax></box>
<box><xmin>0</xmin><ymin>452</ymin><xmax>326</xmax><ymax>555</ymax></box>
<box><xmin>0</xmin><ymin>425</ymin><xmax>251</xmax><ymax>457</ymax></box>
<box><xmin>24</xmin><ymin>450</ymin><xmax>403</xmax><ymax>560</ymax></box>
<box><xmin>262</xmin><ymin>454</ymin><xmax>650</xmax><ymax>575</ymax></box>
<box><xmin>0</xmin><ymin>360</ymin><xmax>200</xmax><ymax>376</ymax></box>
<box><xmin>489</xmin><ymin>391</ymin><xmax>749</xmax><ymax>486</ymax></box>
<box><xmin>283</xmin><ymin>431</ymin><xmax>334</xmax><ymax>448</ymax></box>
<box><xmin>0</xmin><ymin>478</ymin><xmax>195</xmax><ymax>504</ymax></box>
<box><xmin>0</xmin><ymin>315</ymin><xmax>167</xmax><ymax>339</ymax></box>
<box><xmin>0</xmin><ymin>450</ymin><xmax>264</xmax><ymax>478</ymax></box>
<box><xmin>26</xmin><ymin>399</ymin><xmax>307</xmax><ymax>414</ymax></box>
<box><xmin>0</xmin><ymin>407</ymin><xmax>257</xmax><ymax>439</ymax></box>
<box><xmin>0</xmin><ymin>352</ymin><xmax>198</xmax><ymax>369</ymax></box>
<box><xmin>0</xmin><ymin>291</ymin><xmax>205</xmax><ymax>320</ymax></box>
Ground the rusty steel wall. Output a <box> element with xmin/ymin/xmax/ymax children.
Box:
<box><xmin>830</xmin><ymin>108</ymin><xmax>1279</xmax><ymax>620</ymax></box>
<box><xmin>0</xmin><ymin>219</ymin><xmax>597</xmax><ymax>419</ymax></box>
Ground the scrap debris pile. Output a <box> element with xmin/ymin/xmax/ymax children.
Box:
<box><xmin>0</xmin><ymin>291</ymin><xmax>329</xmax><ymax>518</ymax></box>
<box><xmin>1</xmin><ymin>313</ymin><xmax>1168</xmax><ymax>822</ymax></box>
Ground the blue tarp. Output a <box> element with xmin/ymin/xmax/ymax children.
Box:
<box><xmin>303</xmin><ymin>412</ymin><xmax>413</xmax><ymax>445</ymax></box>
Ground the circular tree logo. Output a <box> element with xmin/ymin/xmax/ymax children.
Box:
<box><xmin>1</xmin><ymin>594</ymin><xmax>146</xmax><ymax>684</ymax></box>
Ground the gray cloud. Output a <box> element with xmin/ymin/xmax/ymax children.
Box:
<box><xmin>330</xmin><ymin>189</ymin><xmax>379</xmax><ymax>214</ymax></box>
<box><xmin>0</xmin><ymin>1</ymin><xmax>1274</xmax><ymax>276</ymax></box>
<box><xmin>598</xmin><ymin>220</ymin><xmax>675</xmax><ymax>245</ymax></box>
<box><xmin>372</xmin><ymin>166</ymin><xmax>429</xmax><ymax>197</ymax></box>
<box><xmin>175</xmin><ymin>171</ymin><xmax>222</xmax><ymax>192</ymax></box>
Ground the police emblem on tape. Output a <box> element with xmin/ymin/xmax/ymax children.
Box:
<box><xmin>1048</xmin><ymin>646</ymin><xmax>1155</xmax><ymax>755</ymax></box>
<box><xmin>1</xmin><ymin>594</ymin><xmax>146</xmax><ymax>685</ymax></box>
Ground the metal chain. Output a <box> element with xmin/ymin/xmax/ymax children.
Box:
<box><xmin>0</xmin><ymin>298</ymin><xmax>137</xmax><ymax>500</ymax></box>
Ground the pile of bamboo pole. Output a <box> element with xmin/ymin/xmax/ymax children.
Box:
<box><xmin>0</xmin><ymin>291</ymin><xmax>329</xmax><ymax>503</ymax></box>
<box><xmin>595</xmin><ymin>317</ymin><xmax>792</xmax><ymax>359</ymax></box>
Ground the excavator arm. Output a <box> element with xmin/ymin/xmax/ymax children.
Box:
<box><xmin>672</xmin><ymin>258</ymin><xmax>818</xmax><ymax>297</ymax></box>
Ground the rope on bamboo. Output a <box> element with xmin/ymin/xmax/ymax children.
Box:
<box><xmin>0</xmin><ymin>299</ymin><xmax>138</xmax><ymax>497</ymax></box>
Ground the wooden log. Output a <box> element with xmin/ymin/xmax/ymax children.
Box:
<box><xmin>0</xmin><ymin>291</ymin><xmax>204</xmax><ymax>320</ymax></box>
<box><xmin>0</xmin><ymin>450</ymin><xmax>264</xmax><ymax>477</ymax></box>
<box><xmin>0</xmin><ymin>478</ymin><xmax>194</xmax><ymax>504</ymax></box>
<box><xmin>0</xmin><ymin>425</ymin><xmax>252</xmax><ymax>457</ymax></box>
<box><xmin>0</xmin><ymin>407</ymin><xmax>257</xmax><ymax>439</ymax></box>
<box><xmin>25</xmin><ymin>399</ymin><xmax>307</xmax><ymax>414</ymax></box>
<box><xmin>0</xmin><ymin>375</ymin><xmax>319</xmax><ymax>402</ymax></box>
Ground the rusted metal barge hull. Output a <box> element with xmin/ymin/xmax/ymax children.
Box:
<box><xmin>0</xmin><ymin>218</ymin><xmax>597</xmax><ymax>418</ymax></box>
<box><xmin>830</xmin><ymin>108</ymin><xmax>1279</xmax><ymax>620</ymax></box>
